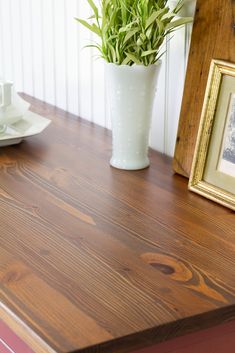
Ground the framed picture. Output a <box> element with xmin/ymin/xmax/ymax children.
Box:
<box><xmin>189</xmin><ymin>59</ymin><xmax>235</xmax><ymax>211</ymax></box>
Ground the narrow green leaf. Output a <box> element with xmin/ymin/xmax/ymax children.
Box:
<box><xmin>145</xmin><ymin>8</ymin><xmax>167</xmax><ymax>29</ymax></box>
<box><xmin>87</xmin><ymin>14</ymin><xmax>96</xmax><ymax>20</ymax></box>
<box><xmin>166</xmin><ymin>17</ymin><xmax>193</xmax><ymax>31</ymax></box>
<box><xmin>76</xmin><ymin>0</ymin><xmax>193</xmax><ymax>66</ymax></box>
<box><xmin>108</xmin><ymin>43</ymin><xmax>117</xmax><ymax>62</ymax></box>
<box><xmin>119</xmin><ymin>21</ymin><xmax>139</xmax><ymax>33</ymax></box>
<box><xmin>125</xmin><ymin>53</ymin><xmax>142</xmax><ymax>65</ymax></box>
<box><xmin>162</xmin><ymin>12</ymin><xmax>175</xmax><ymax>21</ymax></box>
<box><xmin>122</xmin><ymin>56</ymin><xmax>131</xmax><ymax>65</ymax></box>
<box><xmin>174</xmin><ymin>0</ymin><xmax>185</xmax><ymax>14</ymax></box>
<box><xmin>75</xmin><ymin>18</ymin><xmax>101</xmax><ymax>37</ymax></box>
<box><xmin>123</xmin><ymin>28</ymin><xmax>139</xmax><ymax>44</ymax></box>
<box><xmin>86</xmin><ymin>0</ymin><xmax>99</xmax><ymax>19</ymax></box>
<box><xmin>155</xmin><ymin>50</ymin><xmax>166</xmax><ymax>61</ymax></box>
<box><xmin>120</xmin><ymin>0</ymin><xmax>127</xmax><ymax>25</ymax></box>
<box><xmin>156</xmin><ymin>19</ymin><xmax>164</xmax><ymax>33</ymax></box>
<box><xmin>116</xmin><ymin>40</ymin><xmax>121</xmax><ymax>63</ymax></box>
<box><xmin>84</xmin><ymin>44</ymin><xmax>102</xmax><ymax>51</ymax></box>
<box><xmin>146</xmin><ymin>26</ymin><xmax>153</xmax><ymax>39</ymax></box>
<box><xmin>141</xmin><ymin>49</ymin><xmax>157</xmax><ymax>57</ymax></box>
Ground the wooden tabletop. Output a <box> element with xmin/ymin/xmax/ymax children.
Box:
<box><xmin>0</xmin><ymin>95</ymin><xmax>235</xmax><ymax>353</ymax></box>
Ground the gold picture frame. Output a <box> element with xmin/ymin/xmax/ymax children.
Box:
<box><xmin>189</xmin><ymin>59</ymin><xmax>235</xmax><ymax>211</ymax></box>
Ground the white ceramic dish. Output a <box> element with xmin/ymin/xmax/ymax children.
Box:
<box><xmin>0</xmin><ymin>110</ymin><xmax>51</xmax><ymax>147</ymax></box>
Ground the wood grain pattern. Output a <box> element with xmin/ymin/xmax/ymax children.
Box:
<box><xmin>0</xmin><ymin>94</ymin><xmax>235</xmax><ymax>353</ymax></box>
<box><xmin>173</xmin><ymin>0</ymin><xmax>235</xmax><ymax>177</ymax></box>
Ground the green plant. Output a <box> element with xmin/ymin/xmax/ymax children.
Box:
<box><xmin>75</xmin><ymin>0</ymin><xmax>192</xmax><ymax>66</ymax></box>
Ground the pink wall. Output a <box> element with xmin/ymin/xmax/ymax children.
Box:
<box><xmin>0</xmin><ymin>321</ymin><xmax>34</xmax><ymax>353</ymax></box>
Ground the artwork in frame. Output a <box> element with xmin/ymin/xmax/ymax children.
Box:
<box><xmin>218</xmin><ymin>93</ymin><xmax>235</xmax><ymax>178</ymax></box>
<box><xmin>189</xmin><ymin>59</ymin><xmax>235</xmax><ymax>211</ymax></box>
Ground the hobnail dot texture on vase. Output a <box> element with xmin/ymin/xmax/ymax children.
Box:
<box><xmin>107</xmin><ymin>63</ymin><xmax>161</xmax><ymax>170</ymax></box>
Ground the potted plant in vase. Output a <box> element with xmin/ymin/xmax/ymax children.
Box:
<box><xmin>76</xmin><ymin>0</ymin><xmax>192</xmax><ymax>170</ymax></box>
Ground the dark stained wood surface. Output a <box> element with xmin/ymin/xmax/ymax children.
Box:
<box><xmin>173</xmin><ymin>0</ymin><xmax>235</xmax><ymax>177</ymax></box>
<box><xmin>0</xmin><ymin>95</ymin><xmax>235</xmax><ymax>353</ymax></box>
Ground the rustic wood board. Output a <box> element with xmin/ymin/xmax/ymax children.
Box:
<box><xmin>173</xmin><ymin>0</ymin><xmax>235</xmax><ymax>177</ymax></box>
<box><xmin>0</xmin><ymin>95</ymin><xmax>234</xmax><ymax>353</ymax></box>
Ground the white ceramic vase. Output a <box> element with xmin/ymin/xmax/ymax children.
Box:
<box><xmin>106</xmin><ymin>63</ymin><xmax>161</xmax><ymax>170</ymax></box>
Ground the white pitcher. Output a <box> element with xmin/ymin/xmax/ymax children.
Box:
<box><xmin>0</xmin><ymin>81</ymin><xmax>12</xmax><ymax>132</ymax></box>
<box><xmin>0</xmin><ymin>81</ymin><xmax>30</xmax><ymax>133</ymax></box>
